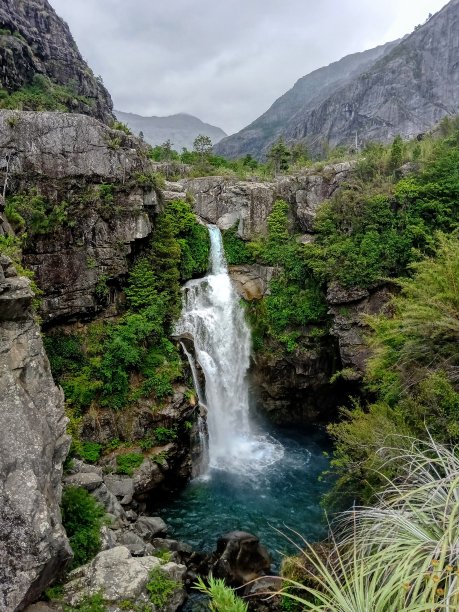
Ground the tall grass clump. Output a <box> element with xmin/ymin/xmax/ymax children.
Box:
<box><xmin>194</xmin><ymin>575</ymin><xmax>248</xmax><ymax>612</ymax></box>
<box><xmin>281</xmin><ymin>437</ymin><xmax>459</xmax><ymax>610</ymax></box>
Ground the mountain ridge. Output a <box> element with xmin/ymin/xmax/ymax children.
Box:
<box><xmin>215</xmin><ymin>0</ymin><xmax>459</xmax><ymax>159</ymax></box>
<box><xmin>115</xmin><ymin>109</ymin><xmax>227</xmax><ymax>151</ymax></box>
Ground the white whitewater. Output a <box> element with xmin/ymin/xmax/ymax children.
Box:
<box><xmin>176</xmin><ymin>225</ymin><xmax>283</xmax><ymax>475</ymax></box>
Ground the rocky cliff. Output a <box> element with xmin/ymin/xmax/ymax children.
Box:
<box><xmin>0</xmin><ymin>0</ymin><xmax>113</xmax><ymax>123</ymax></box>
<box><xmin>0</xmin><ymin>255</ymin><xmax>71</xmax><ymax>611</ymax></box>
<box><xmin>215</xmin><ymin>0</ymin><xmax>459</xmax><ymax>159</ymax></box>
<box><xmin>0</xmin><ymin>109</ymin><xmax>157</xmax><ymax>323</ymax></box>
<box><xmin>165</xmin><ymin>161</ymin><xmax>355</xmax><ymax>239</ymax></box>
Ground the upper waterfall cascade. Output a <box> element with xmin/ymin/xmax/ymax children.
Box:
<box><xmin>175</xmin><ymin>225</ymin><xmax>284</xmax><ymax>475</ymax></box>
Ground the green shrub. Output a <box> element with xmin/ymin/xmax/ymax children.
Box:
<box><xmin>153</xmin><ymin>426</ymin><xmax>177</xmax><ymax>444</ymax></box>
<box><xmin>0</xmin><ymin>74</ymin><xmax>92</xmax><ymax>112</ymax></box>
<box><xmin>222</xmin><ymin>224</ymin><xmax>254</xmax><ymax>265</ymax></box>
<box><xmin>115</xmin><ymin>453</ymin><xmax>144</xmax><ymax>476</ymax></box>
<box><xmin>61</xmin><ymin>486</ymin><xmax>105</xmax><ymax>570</ymax></box>
<box><xmin>146</xmin><ymin>567</ymin><xmax>180</xmax><ymax>608</ymax></box>
<box><xmin>78</xmin><ymin>441</ymin><xmax>103</xmax><ymax>463</ymax></box>
<box><xmin>5</xmin><ymin>190</ymin><xmax>69</xmax><ymax>235</ymax></box>
<box><xmin>63</xmin><ymin>592</ymin><xmax>106</xmax><ymax>611</ymax></box>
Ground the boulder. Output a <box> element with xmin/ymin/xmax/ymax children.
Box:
<box><xmin>62</xmin><ymin>546</ymin><xmax>186</xmax><ymax>611</ymax></box>
<box><xmin>63</xmin><ymin>472</ymin><xmax>103</xmax><ymax>492</ymax></box>
<box><xmin>134</xmin><ymin>516</ymin><xmax>168</xmax><ymax>541</ymax></box>
<box><xmin>212</xmin><ymin>531</ymin><xmax>271</xmax><ymax>586</ymax></box>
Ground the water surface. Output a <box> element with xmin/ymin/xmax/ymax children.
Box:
<box><xmin>157</xmin><ymin>426</ymin><xmax>330</xmax><ymax>568</ymax></box>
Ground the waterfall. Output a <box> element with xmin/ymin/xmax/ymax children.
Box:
<box><xmin>176</xmin><ymin>225</ymin><xmax>283</xmax><ymax>475</ymax></box>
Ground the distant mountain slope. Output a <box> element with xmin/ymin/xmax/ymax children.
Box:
<box><xmin>215</xmin><ymin>0</ymin><xmax>459</xmax><ymax>159</ymax></box>
<box><xmin>0</xmin><ymin>0</ymin><xmax>114</xmax><ymax>123</ymax></box>
<box><xmin>115</xmin><ymin>111</ymin><xmax>227</xmax><ymax>151</ymax></box>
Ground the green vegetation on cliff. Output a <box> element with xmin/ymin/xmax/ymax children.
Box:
<box><xmin>327</xmin><ymin>234</ymin><xmax>459</xmax><ymax>506</ymax></box>
<box><xmin>61</xmin><ymin>486</ymin><xmax>105</xmax><ymax>569</ymax></box>
<box><xmin>0</xmin><ymin>74</ymin><xmax>93</xmax><ymax>113</ymax></box>
<box><xmin>44</xmin><ymin>199</ymin><xmax>209</xmax><ymax>458</ymax></box>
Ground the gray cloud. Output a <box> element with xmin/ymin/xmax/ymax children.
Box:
<box><xmin>49</xmin><ymin>0</ymin><xmax>448</xmax><ymax>134</ymax></box>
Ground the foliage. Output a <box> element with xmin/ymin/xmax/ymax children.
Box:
<box><xmin>0</xmin><ymin>74</ymin><xmax>92</xmax><ymax>112</ymax></box>
<box><xmin>63</xmin><ymin>593</ymin><xmax>107</xmax><ymax>611</ymax></box>
<box><xmin>281</xmin><ymin>439</ymin><xmax>459</xmax><ymax>610</ymax></box>
<box><xmin>45</xmin><ymin>199</ymin><xmax>208</xmax><ymax>416</ymax></box>
<box><xmin>194</xmin><ymin>575</ymin><xmax>248</xmax><ymax>612</ymax></box>
<box><xmin>327</xmin><ymin>234</ymin><xmax>459</xmax><ymax>506</ymax></box>
<box><xmin>115</xmin><ymin>452</ymin><xmax>144</xmax><ymax>475</ymax></box>
<box><xmin>146</xmin><ymin>567</ymin><xmax>180</xmax><ymax>608</ymax></box>
<box><xmin>305</xmin><ymin>125</ymin><xmax>459</xmax><ymax>288</ymax></box>
<box><xmin>0</xmin><ymin>235</ymin><xmax>42</xmax><ymax>309</ymax></box>
<box><xmin>5</xmin><ymin>190</ymin><xmax>69</xmax><ymax>236</ymax></box>
<box><xmin>267</xmin><ymin>138</ymin><xmax>291</xmax><ymax>174</ymax></box>
<box><xmin>193</xmin><ymin>134</ymin><xmax>213</xmax><ymax>157</ymax></box>
<box><xmin>244</xmin><ymin>199</ymin><xmax>328</xmax><ymax>351</ymax></box>
<box><xmin>221</xmin><ymin>224</ymin><xmax>254</xmax><ymax>265</ymax></box>
<box><xmin>153</xmin><ymin>426</ymin><xmax>177</xmax><ymax>444</ymax></box>
<box><xmin>111</xmin><ymin>120</ymin><xmax>132</xmax><ymax>134</ymax></box>
<box><xmin>61</xmin><ymin>486</ymin><xmax>105</xmax><ymax>570</ymax></box>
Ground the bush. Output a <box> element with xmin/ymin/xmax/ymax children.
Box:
<box><xmin>115</xmin><ymin>453</ymin><xmax>144</xmax><ymax>476</ymax></box>
<box><xmin>222</xmin><ymin>224</ymin><xmax>254</xmax><ymax>265</ymax></box>
<box><xmin>146</xmin><ymin>567</ymin><xmax>180</xmax><ymax>608</ymax></box>
<box><xmin>0</xmin><ymin>74</ymin><xmax>92</xmax><ymax>112</ymax></box>
<box><xmin>61</xmin><ymin>486</ymin><xmax>105</xmax><ymax>569</ymax></box>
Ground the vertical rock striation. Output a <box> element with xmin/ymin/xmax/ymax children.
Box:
<box><xmin>0</xmin><ymin>255</ymin><xmax>71</xmax><ymax>611</ymax></box>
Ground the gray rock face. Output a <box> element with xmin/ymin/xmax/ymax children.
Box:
<box><xmin>215</xmin><ymin>0</ymin><xmax>459</xmax><ymax>159</ymax></box>
<box><xmin>0</xmin><ymin>0</ymin><xmax>113</xmax><ymax>123</ymax></box>
<box><xmin>327</xmin><ymin>283</ymin><xmax>395</xmax><ymax>378</ymax></box>
<box><xmin>0</xmin><ymin>110</ymin><xmax>157</xmax><ymax>322</ymax></box>
<box><xmin>0</xmin><ymin>256</ymin><xmax>72</xmax><ymax>611</ymax></box>
<box><xmin>62</xmin><ymin>546</ymin><xmax>186</xmax><ymax>611</ymax></box>
<box><xmin>0</xmin><ymin>111</ymin><xmax>149</xmax><ymax>182</ymax></box>
<box><xmin>180</xmin><ymin>162</ymin><xmax>354</xmax><ymax>239</ymax></box>
<box><xmin>229</xmin><ymin>264</ymin><xmax>275</xmax><ymax>300</ymax></box>
<box><xmin>251</xmin><ymin>334</ymin><xmax>343</xmax><ymax>424</ymax></box>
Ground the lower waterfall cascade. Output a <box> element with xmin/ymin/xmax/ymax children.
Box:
<box><xmin>162</xmin><ymin>225</ymin><xmax>330</xmax><ymax>562</ymax></box>
<box><xmin>175</xmin><ymin>225</ymin><xmax>284</xmax><ymax>475</ymax></box>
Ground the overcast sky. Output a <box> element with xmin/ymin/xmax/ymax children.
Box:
<box><xmin>49</xmin><ymin>0</ymin><xmax>449</xmax><ymax>135</ymax></box>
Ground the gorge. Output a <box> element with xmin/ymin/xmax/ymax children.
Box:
<box><xmin>2</xmin><ymin>0</ymin><xmax>459</xmax><ymax>610</ymax></box>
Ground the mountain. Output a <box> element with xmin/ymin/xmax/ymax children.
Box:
<box><xmin>215</xmin><ymin>0</ymin><xmax>459</xmax><ymax>159</ymax></box>
<box><xmin>0</xmin><ymin>0</ymin><xmax>114</xmax><ymax>123</ymax></box>
<box><xmin>115</xmin><ymin>110</ymin><xmax>227</xmax><ymax>151</ymax></box>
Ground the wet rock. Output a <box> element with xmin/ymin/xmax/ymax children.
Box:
<box><xmin>245</xmin><ymin>576</ymin><xmax>283</xmax><ymax>611</ymax></box>
<box><xmin>212</xmin><ymin>531</ymin><xmax>271</xmax><ymax>586</ymax></box>
<box><xmin>116</xmin><ymin>531</ymin><xmax>154</xmax><ymax>557</ymax></box>
<box><xmin>327</xmin><ymin>282</ymin><xmax>395</xmax><ymax>378</ymax></box>
<box><xmin>133</xmin><ymin>458</ymin><xmax>166</xmax><ymax>497</ymax></box>
<box><xmin>91</xmin><ymin>484</ymin><xmax>127</xmax><ymax>521</ymax></box>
